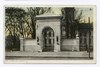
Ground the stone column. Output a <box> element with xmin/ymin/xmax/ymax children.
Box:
<box><xmin>51</xmin><ymin>32</ymin><xmax>54</xmax><ymax>45</ymax></box>
<box><xmin>47</xmin><ymin>31</ymin><xmax>49</xmax><ymax>46</ymax></box>
<box><xmin>54</xmin><ymin>36</ymin><xmax>60</xmax><ymax>52</ymax></box>
<box><xmin>20</xmin><ymin>38</ymin><xmax>24</xmax><ymax>51</ymax></box>
<box><xmin>76</xmin><ymin>34</ymin><xmax>79</xmax><ymax>51</ymax></box>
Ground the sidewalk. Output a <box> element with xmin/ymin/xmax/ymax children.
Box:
<box><xmin>5</xmin><ymin>51</ymin><xmax>93</xmax><ymax>58</ymax></box>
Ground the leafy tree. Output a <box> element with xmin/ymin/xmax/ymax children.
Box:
<box><xmin>27</xmin><ymin>7</ymin><xmax>51</xmax><ymax>39</ymax></box>
<box><xmin>5</xmin><ymin>7</ymin><xmax>27</xmax><ymax>51</ymax></box>
<box><xmin>74</xmin><ymin>9</ymin><xmax>83</xmax><ymax>32</ymax></box>
<box><xmin>5</xmin><ymin>7</ymin><xmax>51</xmax><ymax>51</ymax></box>
<box><xmin>61</xmin><ymin>7</ymin><xmax>83</xmax><ymax>38</ymax></box>
<box><xmin>5</xmin><ymin>7</ymin><xmax>26</xmax><ymax>37</ymax></box>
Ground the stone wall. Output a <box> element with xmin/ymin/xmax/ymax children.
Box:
<box><xmin>20</xmin><ymin>38</ymin><xmax>41</xmax><ymax>52</ymax></box>
<box><xmin>20</xmin><ymin>38</ymin><xmax>79</xmax><ymax>52</ymax></box>
<box><xmin>61</xmin><ymin>37</ymin><xmax>79</xmax><ymax>51</ymax></box>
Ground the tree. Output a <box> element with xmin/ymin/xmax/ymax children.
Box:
<box><xmin>74</xmin><ymin>9</ymin><xmax>83</xmax><ymax>32</ymax></box>
<box><xmin>5</xmin><ymin>7</ymin><xmax>27</xmax><ymax>51</ymax></box>
<box><xmin>61</xmin><ymin>7</ymin><xmax>83</xmax><ymax>38</ymax></box>
<box><xmin>61</xmin><ymin>7</ymin><xmax>76</xmax><ymax>38</ymax></box>
<box><xmin>5</xmin><ymin>7</ymin><xmax>26</xmax><ymax>37</ymax></box>
<box><xmin>27</xmin><ymin>7</ymin><xmax>51</xmax><ymax>39</ymax></box>
<box><xmin>5</xmin><ymin>7</ymin><xmax>52</xmax><ymax>51</ymax></box>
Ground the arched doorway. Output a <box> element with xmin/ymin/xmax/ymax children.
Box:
<box><xmin>42</xmin><ymin>27</ymin><xmax>54</xmax><ymax>52</ymax></box>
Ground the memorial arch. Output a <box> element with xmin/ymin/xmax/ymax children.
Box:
<box><xmin>36</xmin><ymin>15</ymin><xmax>61</xmax><ymax>52</ymax></box>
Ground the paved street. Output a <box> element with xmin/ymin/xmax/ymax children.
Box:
<box><xmin>5</xmin><ymin>51</ymin><xmax>93</xmax><ymax>60</ymax></box>
<box><xmin>6</xmin><ymin>56</ymin><xmax>93</xmax><ymax>60</ymax></box>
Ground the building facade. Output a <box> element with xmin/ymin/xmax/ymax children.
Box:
<box><xmin>79</xmin><ymin>23</ymin><xmax>93</xmax><ymax>51</ymax></box>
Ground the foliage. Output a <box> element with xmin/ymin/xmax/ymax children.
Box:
<box><xmin>5</xmin><ymin>7</ymin><xmax>51</xmax><ymax>38</ymax></box>
<box><xmin>5</xmin><ymin>7</ymin><xmax>26</xmax><ymax>37</ymax></box>
<box><xmin>61</xmin><ymin>7</ymin><xmax>83</xmax><ymax>38</ymax></box>
<box><xmin>27</xmin><ymin>7</ymin><xmax>51</xmax><ymax>39</ymax></box>
<box><xmin>5</xmin><ymin>35</ymin><xmax>20</xmax><ymax>51</ymax></box>
<box><xmin>5</xmin><ymin>7</ymin><xmax>51</xmax><ymax>51</ymax></box>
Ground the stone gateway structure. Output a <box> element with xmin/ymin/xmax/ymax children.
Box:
<box><xmin>20</xmin><ymin>14</ymin><xmax>80</xmax><ymax>52</ymax></box>
<box><xmin>36</xmin><ymin>15</ymin><xmax>61</xmax><ymax>52</ymax></box>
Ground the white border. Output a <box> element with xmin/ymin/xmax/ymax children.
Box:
<box><xmin>4</xmin><ymin>5</ymin><xmax>96</xmax><ymax>64</ymax></box>
<box><xmin>0</xmin><ymin>0</ymin><xmax>100</xmax><ymax>67</ymax></box>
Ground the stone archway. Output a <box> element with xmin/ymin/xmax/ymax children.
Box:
<box><xmin>42</xmin><ymin>27</ymin><xmax>54</xmax><ymax>52</ymax></box>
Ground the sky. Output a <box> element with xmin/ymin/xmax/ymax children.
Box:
<box><xmin>20</xmin><ymin>6</ymin><xmax>94</xmax><ymax>23</ymax></box>
<box><xmin>50</xmin><ymin>7</ymin><xmax>94</xmax><ymax>23</ymax></box>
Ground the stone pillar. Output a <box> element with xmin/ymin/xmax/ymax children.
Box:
<box><xmin>20</xmin><ymin>38</ymin><xmax>24</xmax><ymax>51</ymax></box>
<box><xmin>76</xmin><ymin>34</ymin><xmax>79</xmax><ymax>51</ymax></box>
<box><xmin>51</xmin><ymin>32</ymin><xmax>54</xmax><ymax>45</ymax></box>
<box><xmin>54</xmin><ymin>45</ymin><xmax>60</xmax><ymax>52</ymax></box>
<box><xmin>47</xmin><ymin>31</ymin><xmax>50</xmax><ymax>47</ymax></box>
<box><xmin>54</xmin><ymin>36</ymin><xmax>60</xmax><ymax>52</ymax></box>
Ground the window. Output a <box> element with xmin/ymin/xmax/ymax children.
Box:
<box><xmin>89</xmin><ymin>38</ymin><xmax>91</xmax><ymax>44</ymax></box>
<box><xmin>89</xmin><ymin>32</ymin><xmax>91</xmax><ymax>36</ymax></box>
<box><xmin>80</xmin><ymin>33</ymin><xmax>82</xmax><ymax>36</ymax></box>
<box><xmin>49</xmin><ymin>39</ymin><xmax>51</xmax><ymax>44</ymax></box>
<box><xmin>84</xmin><ymin>38</ymin><xmax>87</xmax><ymax>44</ymax></box>
<box><xmin>80</xmin><ymin>38</ymin><xmax>82</xmax><ymax>44</ymax></box>
<box><xmin>49</xmin><ymin>32</ymin><xmax>51</xmax><ymax>37</ymax></box>
<box><xmin>84</xmin><ymin>33</ymin><xmax>87</xmax><ymax>37</ymax></box>
<box><xmin>53</xmin><ymin>32</ymin><xmax>54</xmax><ymax>36</ymax></box>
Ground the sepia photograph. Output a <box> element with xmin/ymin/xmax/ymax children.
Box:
<box><xmin>4</xmin><ymin>5</ymin><xmax>96</xmax><ymax>63</ymax></box>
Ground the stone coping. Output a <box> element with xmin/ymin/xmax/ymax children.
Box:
<box><xmin>36</xmin><ymin>15</ymin><xmax>62</xmax><ymax>20</ymax></box>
